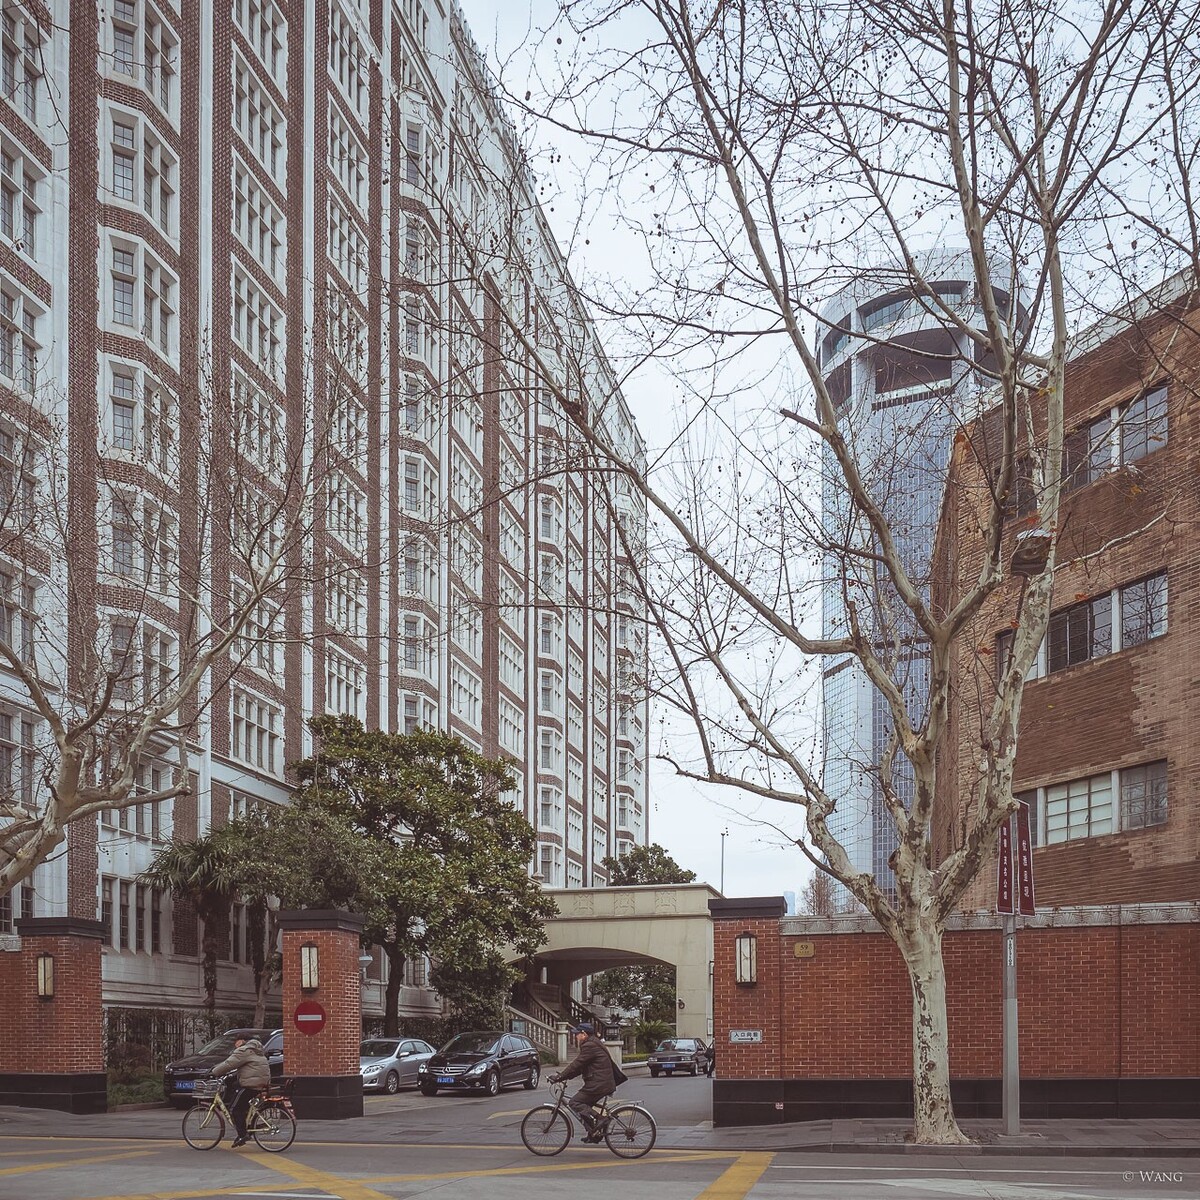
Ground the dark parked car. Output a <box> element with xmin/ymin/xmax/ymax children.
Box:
<box><xmin>163</xmin><ymin>1028</ymin><xmax>284</xmax><ymax>1107</ymax></box>
<box><xmin>417</xmin><ymin>1031</ymin><xmax>540</xmax><ymax>1097</ymax></box>
<box><xmin>359</xmin><ymin>1037</ymin><xmax>436</xmax><ymax>1093</ymax></box>
<box><xmin>648</xmin><ymin>1037</ymin><xmax>710</xmax><ymax>1077</ymax></box>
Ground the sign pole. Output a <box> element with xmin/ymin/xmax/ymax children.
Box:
<box><xmin>1002</xmin><ymin>909</ymin><xmax>1019</xmax><ymax>1135</ymax></box>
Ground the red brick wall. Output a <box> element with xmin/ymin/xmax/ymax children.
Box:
<box><xmin>280</xmin><ymin>926</ymin><xmax>362</xmax><ymax>1077</ymax></box>
<box><xmin>0</xmin><ymin>933</ymin><xmax>104</xmax><ymax>1074</ymax></box>
<box><xmin>712</xmin><ymin>914</ymin><xmax>1199</xmax><ymax>1082</ymax></box>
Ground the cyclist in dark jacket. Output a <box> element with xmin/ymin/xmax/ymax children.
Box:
<box><xmin>549</xmin><ymin>1024</ymin><xmax>617</xmax><ymax>1143</ymax></box>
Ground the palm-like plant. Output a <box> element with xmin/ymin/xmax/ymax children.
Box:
<box><xmin>139</xmin><ymin>830</ymin><xmax>243</xmax><ymax>1020</ymax></box>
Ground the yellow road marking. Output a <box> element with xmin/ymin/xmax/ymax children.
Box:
<box><xmin>694</xmin><ymin>1151</ymin><xmax>775</xmax><ymax>1199</ymax></box>
<box><xmin>0</xmin><ymin>1148</ymin><xmax>157</xmax><ymax>1178</ymax></box>
<box><xmin>485</xmin><ymin>1108</ymin><xmax>531</xmax><ymax>1120</ymax></box>
<box><xmin>362</xmin><ymin>1150</ymin><xmax>730</xmax><ymax>1183</ymax></box>
<box><xmin>245</xmin><ymin>1149</ymin><xmax>396</xmax><ymax>1200</ymax></box>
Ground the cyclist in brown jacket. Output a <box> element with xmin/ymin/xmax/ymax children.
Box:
<box><xmin>549</xmin><ymin>1024</ymin><xmax>616</xmax><ymax>1142</ymax></box>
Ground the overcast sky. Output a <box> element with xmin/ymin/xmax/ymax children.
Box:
<box><xmin>456</xmin><ymin>0</ymin><xmax>815</xmax><ymax>905</ymax></box>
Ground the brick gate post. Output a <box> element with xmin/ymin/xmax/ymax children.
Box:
<box><xmin>0</xmin><ymin>917</ymin><xmax>108</xmax><ymax>1113</ymax></box>
<box><xmin>278</xmin><ymin>909</ymin><xmax>365</xmax><ymax>1119</ymax></box>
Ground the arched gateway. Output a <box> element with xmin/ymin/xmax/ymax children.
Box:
<box><xmin>503</xmin><ymin>883</ymin><xmax>719</xmax><ymax>1058</ymax></box>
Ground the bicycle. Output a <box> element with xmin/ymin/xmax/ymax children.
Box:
<box><xmin>520</xmin><ymin>1080</ymin><xmax>656</xmax><ymax>1159</ymax></box>
<box><xmin>181</xmin><ymin>1073</ymin><xmax>297</xmax><ymax>1152</ymax></box>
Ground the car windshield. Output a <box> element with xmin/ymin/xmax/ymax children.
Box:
<box><xmin>655</xmin><ymin>1040</ymin><xmax>689</xmax><ymax>1051</ymax></box>
<box><xmin>196</xmin><ymin>1034</ymin><xmax>255</xmax><ymax>1056</ymax></box>
<box><xmin>360</xmin><ymin>1040</ymin><xmax>399</xmax><ymax>1057</ymax></box>
<box><xmin>441</xmin><ymin>1033</ymin><xmax>500</xmax><ymax>1055</ymax></box>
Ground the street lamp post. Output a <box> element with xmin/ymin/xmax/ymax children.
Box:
<box><xmin>720</xmin><ymin>829</ymin><xmax>728</xmax><ymax>894</ymax></box>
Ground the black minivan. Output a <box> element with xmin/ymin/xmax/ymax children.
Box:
<box><xmin>163</xmin><ymin>1028</ymin><xmax>284</xmax><ymax>1106</ymax></box>
<box><xmin>418</xmin><ymin>1031</ymin><xmax>540</xmax><ymax>1097</ymax></box>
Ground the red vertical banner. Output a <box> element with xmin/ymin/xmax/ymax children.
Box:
<box><xmin>1016</xmin><ymin>801</ymin><xmax>1036</xmax><ymax>916</ymax></box>
<box><xmin>996</xmin><ymin>816</ymin><xmax>1014</xmax><ymax>914</ymax></box>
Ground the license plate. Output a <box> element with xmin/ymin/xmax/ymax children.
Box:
<box><xmin>437</xmin><ymin>1076</ymin><xmax>455</xmax><ymax>1084</ymax></box>
<box><xmin>663</xmin><ymin>1065</ymin><xmax>674</xmax><ymax>1071</ymax></box>
<box><xmin>175</xmin><ymin>1080</ymin><xmax>195</xmax><ymax>1090</ymax></box>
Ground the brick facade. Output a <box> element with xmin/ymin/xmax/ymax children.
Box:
<box><xmin>710</xmin><ymin>901</ymin><xmax>1199</xmax><ymax>1126</ymax></box>
<box><xmin>933</xmin><ymin>298</ymin><xmax>1200</xmax><ymax>909</ymax></box>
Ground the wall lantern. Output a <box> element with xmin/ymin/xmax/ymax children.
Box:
<box><xmin>36</xmin><ymin>952</ymin><xmax>55</xmax><ymax>999</ymax></box>
<box><xmin>300</xmin><ymin>942</ymin><xmax>319</xmax><ymax>992</ymax></box>
<box><xmin>734</xmin><ymin>931</ymin><xmax>757</xmax><ymax>986</ymax></box>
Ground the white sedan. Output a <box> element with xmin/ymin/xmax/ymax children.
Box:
<box><xmin>359</xmin><ymin>1037</ymin><xmax>436</xmax><ymax>1093</ymax></box>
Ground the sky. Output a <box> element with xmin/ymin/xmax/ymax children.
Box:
<box><xmin>455</xmin><ymin>0</ymin><xmax>816</xmax><ymax>904</ymax></box>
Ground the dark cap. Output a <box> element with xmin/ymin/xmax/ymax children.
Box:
<box><xmin>571</xmin><ymin>1023</ymin><xmax>595</xmax><ymax>1034</ymax></box>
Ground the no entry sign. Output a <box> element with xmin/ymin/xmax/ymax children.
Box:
<box><xmin>293</xmin><ymin>999</ymin><xmax>327</xmax><ymax>1036</ymax></box>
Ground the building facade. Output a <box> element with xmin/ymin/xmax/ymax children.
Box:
<box><xmin>0</xmin><ymin>0</ymin><xmax>649</xmax><ymax>1017</ymax></box>
<box><xmin>816</xmin><ymin>253</ymin><xmax>1015</xmax><ymax>905</ymax></box>
<box><xmin>933</xmin><ymin>285</ymin><xmax>1199</xmax><ymax>908</ymax></box>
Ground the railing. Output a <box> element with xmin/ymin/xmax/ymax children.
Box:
<box><xmin>505</xmin><ymin>1005</ymin><xmax>569</xmax><ymax>1063</ymax></box>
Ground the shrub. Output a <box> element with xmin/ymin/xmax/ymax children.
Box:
<box><xmin>108</xmin><ymin>1041</ymin><xmax>153</xmax><ymax>1084</ymax></box>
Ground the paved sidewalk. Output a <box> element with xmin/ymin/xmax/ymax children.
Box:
<box><xmin>2</xmin><ymin>1102</ymin><xmax>1197</xmax><ymax>1158</ymax></box>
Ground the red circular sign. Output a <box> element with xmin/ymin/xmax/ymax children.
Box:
<box><xmin>293</xmin><ymin>999</ymin><xmax>327</xmax><ymax>1036</ymax></box>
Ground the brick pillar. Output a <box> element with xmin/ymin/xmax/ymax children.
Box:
<box><xmin>1</xmin><ymin>918</ymin><xmax>107</xmax><ymax>1113</ymax></box>
<box><xmin>708</xmin><ymin>896</ymin><xmax>786</xmax><ymax>1127</ymax></box>
<box><xmin>278</xmin><ymin>909</ymin><xmax>365</xmax><ymax>1119</ymax></box>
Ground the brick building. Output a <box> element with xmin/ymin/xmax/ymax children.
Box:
<box><xmin>932</xmin><ymin>284</ymin><xmax>1199</xmax><ymax>908</ymax></box>
<box><xmin>0</xmin><ymin>0</ymin><xmax>649</xmax><ymax>1021</ymax></box>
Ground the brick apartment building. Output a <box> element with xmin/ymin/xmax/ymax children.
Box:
<box><xmin>0</xmin><ymin>0</ymin><xmax>649</xmax><ymax>1020</ymax></box>
<box><xmin>933</xmin><ymin>283</ymin><xmax>1199</xmax><ymax>909</ymax></box>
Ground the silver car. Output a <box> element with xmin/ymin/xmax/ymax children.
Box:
<box><xmin>359</xmin><ymin>1037</ymin><xmax>436</xmax><ymax>1093</ymax></box>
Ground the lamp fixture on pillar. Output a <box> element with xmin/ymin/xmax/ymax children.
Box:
<box><xmin>300</xmin><ymin>941</ymin><xmax>319</xmax><ymax>992</ymax></box>
<box><xmin>358</xmin><ymin>951</ymin><xmax>373</xmax><ymax>981</ymax></box>
<box><xmin>36</xmin><ymin>952</ymin><xmax>54</xmax><ymax>999</ymax></box>
<box><xmin>734</xmin><ymin>931</ymin><xmax>757</xmax><ymax>986</ymax></box>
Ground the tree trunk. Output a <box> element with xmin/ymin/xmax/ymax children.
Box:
<box><xmin>900</xmin><ymin>920</ymin><xmax>972</xmax><ymax>1145</ymax></box>
<box><xmin>384</xmin><ymin>944</ymin><xmax>404</xmax><ymax>1036</ymax></box>
<box><xmin>248</xmin><ymin>899</ymin><xmax>268</xmax><ymax>1025</ymax></box>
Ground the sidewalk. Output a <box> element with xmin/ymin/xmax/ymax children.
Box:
<box><xmin>3</xmin><ymin>1101</ymin><xmax>1197</xmax><ymax>1158</ymax></box>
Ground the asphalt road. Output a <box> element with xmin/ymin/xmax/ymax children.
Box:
<box><xmin>0</xmin><ymin>1076</ymin><xmax>1195</xmax><ymax>1200</ymax></box>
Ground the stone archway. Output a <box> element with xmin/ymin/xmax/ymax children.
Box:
<box><xmin>509</xmin><ymin>883</ymin><xmax>719</xmax><ymax>1041</ymax></box>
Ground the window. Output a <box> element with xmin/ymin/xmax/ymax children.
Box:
<box><xmin>567</xmin><ymin>805</ymin><xmax>583</xmax><ymax>852</ymax></box>
<box><xmin>0</xmin><ymin>287</ymin><xmax>39</xmax><ymax>389</ymax></box>
<box><xmin>1120</xmin><ymin>573</ymin><xmax>1167</xmax><ymax>648</ymax></box>
<box><xmin>994</xmin><ymin>628</ymin><xmax>1042</xmax><ymax>684</ymax></box>
<box><xmin>1062</xmin><ymin>412</ymin><xmax>1112</xmax><ymax>490</ymax></box>
<box><xmin>0</xmin><ymin>881</ymin><xmax>33</xmax><ymax>933</ymax></box>
<box><xmin>401</xmin><ymin>613</ymin><xmax>436</xmax><ymax>679</ymax></box>
<box><xmin>453</xmin><ymin>526</ymin><xmax>481</xmax><ymax>593</ymax></box>
<box><xmin>232</xmin><ymin>585</ymin><xmax>282</xmax><ymax>675</ymax></box>
<box><xmin>108</xmin><ymin>115</ymin><xmax>176</xmax><ymax>234</ymax></box>
<box><xmin>539</xmin><ymin>494</ymin><xmax>563</xmax><ymax>543</ymax></box>
<box><xmin>1120</xmin><ymin>761</ymin><xmax>1167</xmax><ymax>831</ymax></box>
<box><xmin>450</xmin><ymin>662</ymin><xmax>481</xmax><ymax>727</ymax></box>
<box><xmin>327</xmin><ymin>567</ymin><xmax>366</xmax><ymax>639</ymax></box>
<box><xmin>405</xmin><ymin>124</ymin><xmax>423</xmax><ymax>186</ymax></box>
<box><xmin>499</xmin><ymin>630</ymin><xmax>523</xmax><ymax>694</ymax></box>
<box><xmin>111</xmin><ymin>372</ymin><xmax>136</xmax><ymax>450</ymax></box>
<box><xmin>328</xmin><ymin>194</ymin><xmax>366</xmax><ymax>293</ymax></box>
<box><xmin>328</xmin><ymin>3</ymin><xmax>367</xmax><ymax>119</ymax></box>
<box><xmin>539</xmin><ymin>611</ymin><xmax>562</xmax><ymax>659</ymax></box>
<box><xmin>328</xmin><ymin>104</ymin><xmax>366</xmax><ymax>211</ymax></box>
<box><xmin>235</xmin><ymin>160</ymin><xmax>285</xmax><ymax>281</ymax></box>
<box><xmin>451</xmin><ymin>591</ymin><xmax>481</xmax><ymax>660</ymax></box>
<box><xmin>538</xmin><ymin>842</ymin><xmax>562</xmax><ymax>887</ymax></box>
<box><xmin>1047</xmin><ymin>593</ymin><xmax>1111</xmax><ymax>673</ymax></box>
<box><xmin>402</xmin><ymin>455</ymin><xmax>436</xmax><ymax>517</ymax></box>
<box><xmin>538</xmin><ymin>669</ymin><xmax>561</xmax><ymax>716</ymax></box>
<box><xmin>110</xmin><ymin>494</ymin><xmax>137</xmax><ymax>578</ymax></box>
<box><xmin>451</xmin><ymin>449</ymin><xmax>482</xmax><ymax>515</ymax></box>
<box><xmin>231</xmin><ymin>689</ymin><xmax>281</xmax><ymax>775</ymax></box>
<box><xmin>538</xmin><ymin>552</ymin><xmax>563</xmax><ymax>599</ymax></box>
<box><xmin>1045</xmin><ymin>772</ymin><xmax>1112</xmax><ymax>844</ymax></box>
<box><xmin>232</xmin><ymin>370</ymin><xmax>284</xmax><ymax>472</ymax></box>
<box><xmin>499</xmin><ymin>697</ymin><xmax>524</xmax><ymax>756</ymax></box>
<box><xmin>401</xmin><ymin>536</ymin><xmax>438</xmax><ymax>603</ymax></box>
<box><xmin>401</xmin><ymin>691</ymin><xmax>437</xmax><ymax>734</ymax></box>
<box><xmin>233</xmin><ymin>52</ymin><xmax>286</xmax><ymax>184</ymax></box>
<box><xmin>119</xmin><ymin>880</ymin><xmax>131</xmax><ymax>949</ymax></box>
<box><xmin>234</xmin><ymin>0</ymin><xmax>287</xmax><ymax>89</ymax></box>
<box><xmin>327</xmin><ymin>470</ymin><xmax>366</xmax><ymax>554</ymax></box>
<box><xmin>0</xmin><ymin>568</ymin><xmax>33</xmax><ymax>664</ymax></box>
<box><xmin>2</xmin><ymin>9</ymin><xmax>41</xmax><ymax>122</ymax></box>
<box><xmin>326</xmin><ymin>649</ymin><xmax>365</xmax><ymax>719</ymax></box>
<box><xmin>0</xmin><ymin>710</ymin><xmax>36</xmax><ymax>810</ymax></box>
<box><xmin>1118</xmin><ymin>385</ymin><xmax>1168</xmax><ymax>464</ymax></box>
<box><xmin>0</xmin><ymin>145</ymin><xmax>37</xmax><ymax>257</ymax></box>
<box><xmin>402</xmin><ymin>374</ymin><xmax>425</xmax><ymax>437</ymax></box>
<box><xmin>232</xmin><ymin>266</ymin><xmax>283</xmax><ymax>374</ymax></box>
<box><xmin>539</xmin><ymin>728</ymin><xmax>563</xmax><ymax>774</ymax></box>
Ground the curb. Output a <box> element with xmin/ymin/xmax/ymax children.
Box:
<box><xmin>694</xmin><ymin>1141</ymin><xmax>1200</xmax><ymax>1158</ymax></box>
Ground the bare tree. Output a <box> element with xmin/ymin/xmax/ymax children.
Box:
<box><xmin>0</xmin><ymin>358</ymin><xmax>336</xmax><ymax>894</ymax></box>
<box><xmin>458</xmin><ymin>0</ymin><xmax>1200</xmax><ymax>1143</ymax></box>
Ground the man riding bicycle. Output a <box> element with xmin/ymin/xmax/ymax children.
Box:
<box><xmin>209</xmin><ymin>1036</ymin><xmax>271</xmax><ymax>1147</ymax></box>
<box><xmin>548</xmin><ymin>1024</ymin><xmax>616</xmax><ymax>1143</ymax></box>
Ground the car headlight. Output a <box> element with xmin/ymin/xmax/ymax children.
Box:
<box><xmin>362</xmin><ymin>1065</ymin><xmax>381</xmax><ymax>1076</ymax></box>
<box><xmin>418</xmin><ymin>1064</ymin><xmax>430</xmax><ymax>1073</ymax></box>
<box><xmin>464</xmin><ymin>1063</ymin><xmax>486</xmax><ymax>1077</ymax></box>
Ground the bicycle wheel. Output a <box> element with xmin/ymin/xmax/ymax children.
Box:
<box><xmin>520</xmin><ymin>1104</ymin><xmax>572</xmax><ymax>1156</ymax></box>
<box><xmin>250</xmin><ymin>1103</ymin><xmax>297</xmax><ymax>1152</ymax></box>
<box><xmin>604</xmin><ymin>1104</ymin><xmax>656</xmax><ymax>1159</ymax></box>
<box><xmin>181</xmin><ymin>1104</ymin><xmax>226</xmax><ymax>1150</ymax></box>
